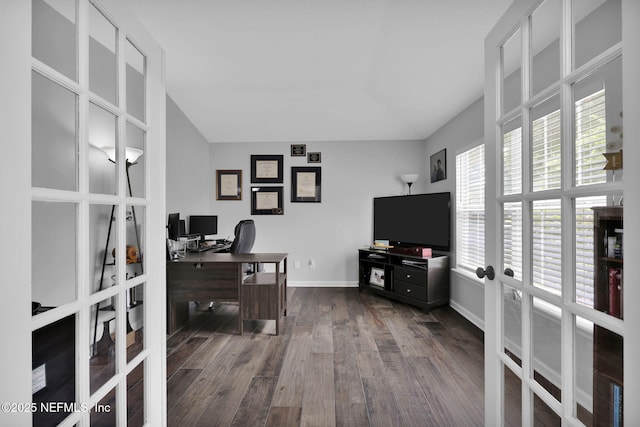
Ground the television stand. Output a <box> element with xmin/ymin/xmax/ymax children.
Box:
<box><xmin>358</xmin><ymin>248</ymin><xmax>449</xmax><ymax>311</ymax></box>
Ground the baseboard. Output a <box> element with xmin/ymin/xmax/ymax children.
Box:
<box><xmin>449</xmin><ymin>299</ymin><xmax>484</xmax><ymax>331</ymax></box>
<box><xmin>288</xmin><ymin>281</ymin><xmax>358</xmax><ymax>288</ymax></box>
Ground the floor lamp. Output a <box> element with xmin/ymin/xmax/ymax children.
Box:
<box><xmin>92</xmin><ymin>147</ymin><xmax>144</xmax><ymax>356</ymax></box>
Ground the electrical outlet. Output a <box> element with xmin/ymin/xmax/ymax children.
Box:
<box><xmin>294</xmin><ymin>260</ymin><xmax>301</xmax><ymax>270</ymax></box>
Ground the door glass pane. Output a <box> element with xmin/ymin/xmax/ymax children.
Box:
<box><xmin>532</xmin><ymin>199</ymin><xmax>561</xmax><ymax>296</ymax></box>
<box><xmin>32</xmin><ymin>71</ymin><xmax>78</xmax><ymax>191</ymax></box>
<box><xmin>89</xmin><ymin>3</ymin><xmax>117</xmax><ymax>105</ymax></box>
<box><xmin>502</xmin><ymin>28</ymin><xmax>522</xmax><ymax>114</ymax></box>
<box><xmin>531</xmin><ymin>0</ymin><xmax>561</xmax><ymax>96</ymax></box>
<box><xmin>127</xmin><ymin>360</ymin><xmax>145</xmax><ymax>426</ymax></box>
<box><xmin>574</xmin><ymin>196</ymin><xmax>607</xmax><ymax>309</ymax></box>
<box><xmin>90</xmin><ymin>296</ymin><xmax>117</xmax><ymax>393</ymax></box>
<box><xmin>503</xmin><ymin>284</ymin><xmax>522</xmax><ymax>366</ymax></box>
<box><xmin>91</xmin><ymin>387</ymin><xmax>116</xmax><ymax>425</ymax></box>
<box><xmin>503</xmin><ymin>117</ymin><xmax>522</xmax><ymax>195</ymax></box>
<box><xmin>531</xmin><ymin>95</ymin><xmax>561</xmax><ymax>192</ymax></box>
<box><xmin>127</xmin><ymin>283</ymin><xmax>144</xmax><ymax>363</ymax></box>
<box><xmin>531</xmin><ymin>297</ymin><xmax>561</xmax><ymax>401</ymax></box>
<box><xmin>573</xmin><ymin>0</ymin><xmax>621</xmax><ymax>70</ymax></box>
<box><xmin>592</xmin><ymin>325</ymin><xmax>623</xmax><ymax>426</ymax></box>
<box><xmin>574</xmin><ymin>314</ymin><xmax>594</xmax><ymax>426</ymax></box>
<box><xmin>90</xmin><ymin>204</ymin><xmax>116</xmax><ymax>295</ymax></box>
<box><xmin>32</xmin><ymin>0</ymin><xmax>77</xmax><ymax>81</ymax></box>
<box><xmin>573</xmin><ymin>56</ymin><xmax>623</xmax><ymax>187</ymax></box>
<box><xmin>504</xmin><ymin>365</ymin><xmax>522</xmax><ymax>426</ymax></box>
<box><xmin>533</xmin><ymin>393</ymin><xmax>561</xmax><ymax>426</ymax></box>
<box><xmin>126</xmin><ymin>124</ymin><xmax>146</xmax><ymax>198</ymax></box>
<box><xmin>89</xmin><ymin>102</ymin><xmax>117</xmax><ymax>195</ymax></box>
<box><xmin>32</xmin><ymin>314</ymin><xmax>76</xmax><ymax>426</ymax></box>
<box><xmin>503</xmin><ymin>202</ymin><xmax>523</xmax><ymax>280</ymax></box>
<box><xmin>591</xmin><ymin>202</ymin><xmax>623</xmax><ymax>318</ymax></box>
<box><xmin>126</xmin><ymin>205</ymin><xmax>145</xmax><ymax>279</ymax></box>
<box><xmin>126</xmin><ymin>39</ymin><xmax>146</xmax><ymax>123</ymax></box>
<box><xmin>32</xmin><ymin>201</ymin><xmax>77</xmax><ymax>312</ymax></box>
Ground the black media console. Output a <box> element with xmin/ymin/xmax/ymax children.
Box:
<box><xmin>358</xmin><ymin>248</ymin><xmax>449</xmax><ymax>311</ymax></box>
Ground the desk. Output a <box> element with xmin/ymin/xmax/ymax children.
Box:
<box><xmin>166</xmin><ymin>252</ymin><xmax>288</xmax><ymax>335</ymax></box>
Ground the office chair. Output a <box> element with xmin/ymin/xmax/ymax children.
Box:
<box><xmin>207</xmin><ymin>219</ymin><xmax>257</xmax><ymax>310</ymax></box>
<box><xmin>229</xmin><ymin>219</ymin><xmax>256</xmax><ymax>254</ymax></box>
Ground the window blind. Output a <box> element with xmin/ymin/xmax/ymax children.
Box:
<box><xmin>456</xmin><ymin>144</ymin><xmax>485</xmax><ymax>273</ymax></box>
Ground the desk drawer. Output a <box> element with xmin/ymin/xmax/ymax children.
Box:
<box><xmin>394</xmin><ymin>265</ymin><xmax>426</xmax><ymax>286</ymax></box>
<box><xmin>394</xmin><ymin>280</ymin><xmax>427</xmax><ymax>301</ymax></box>
<box><xmin>167</xmin><ymin>262</ymin><xmax>239</xmax><ymax>300</ymax></box>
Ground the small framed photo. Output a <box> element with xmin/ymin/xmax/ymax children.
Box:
<box><xmin>430</xmin><ymin>148</ymin><xmax>447</xmax><ymax>183</ymax></box>
<box><xmin>291</xmin><ymin>144</ymin><xmax>306</xmax><ymax>157</ymax></box>
<box><xmin>291</xmin><ymin>167</ymin><xmax>321</xmax><ymax>203</ymax></box>
<box><xmin>216</xmin><ymin>169</ymin><xmax>242</xmax><ymax>200</ymax></box>
<box><xmin>251</xmin><ymin>154</ymin><xmax>284</xmax><ymax>183</ymax></box>
<box><xmin>369</xmin><ymin>267</ymin><xmax>385</xmax><ymax>288</ymax></box>
<box><xmin>251</xmin><ymin>186</ymin><xmax>284</xmax><ymax>215</ymax></box>
<box><xmin>307</xmin><ymin>152</ymin><xmax>321</xmax><ymax>163</ymax></box>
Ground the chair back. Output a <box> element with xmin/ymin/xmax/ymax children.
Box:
<box><xmin>229</xmin><ymin>220</ymin><xmax>256</xmax><ymax>253</ymax></box>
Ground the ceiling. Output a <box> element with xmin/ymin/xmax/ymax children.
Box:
<box><xmin>125</xmin><ymin>0</ymin><xmax>512</xmax><ymax>143</ymax></box>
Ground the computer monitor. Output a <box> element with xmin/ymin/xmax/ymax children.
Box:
<box><xmin>167</xmin><ymin>213</ymin><xmax>180</xmax><ymax>240</ymax></box>
<box><xmin>189</xmin><ymin>215</ymin><xmax>218</xmax><ymax>240</ymax></box>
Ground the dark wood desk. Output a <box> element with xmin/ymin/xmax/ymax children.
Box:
<box><xmin>166</xmin><ymin>252</ymin><xmax>288</xmax><ymax>335</ymax></box>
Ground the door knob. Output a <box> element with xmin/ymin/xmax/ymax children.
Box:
<box><xmin>504</xmin><ymin>268</ymin><xmax>514</xmax><ymax>277</ymax></box>
<box><xmin>476</xmin><ymin>265</ymin><xmax>495</xmax><ymax>280</ymax></box>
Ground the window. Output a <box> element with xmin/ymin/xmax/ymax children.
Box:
<box><xmin>456</xmin><ymin>144</ymin><xmax>485</xmax><ymax>273</ymax></box>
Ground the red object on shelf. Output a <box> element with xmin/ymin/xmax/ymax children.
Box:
<box><xmin>608</xmin><ymin>268</ymin><xmax>621</xmax><ymax>318</ymax></box>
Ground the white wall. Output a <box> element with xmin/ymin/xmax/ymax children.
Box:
<box><xmin>209</xmin><ymin>140</ymin><xmax>427</xmax><ymax>285</ymax></box>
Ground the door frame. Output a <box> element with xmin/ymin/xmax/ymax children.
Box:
<box><xmin>0</xmin><ymin>1</ymin><xmax>167</xmax><ymax>425</ymax></box>
<box><xmin>483</xmin><ymin>0</ymin><xmax>640</xmax><ymax>425</ymax></box>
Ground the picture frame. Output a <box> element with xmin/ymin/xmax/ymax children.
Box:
<box><xmin>291</xmin><ymin>166</ymin><xmax>321</xmax><ymax>203</ymax></box>
<box><xmin>251</xmin><ymin>186</ymin><xmax>284</xmax><ymax>215</ymax></box>
<box><xmin>430</xmin><ymin>148</ymin><xmax>447</xmax><ymax>183</ymax></box>
<box><xmin>307</xmin><ymin>152</ymin><xmax>321</xmax><ymax>163</ymax></box>
<box><xmin>216</xmin><ymin>169</ymin><xmax>242</xmax><ymax>200</ymax></box>
<box><xmin>290</xmin><ymin>144</ymin><xmax>306</xmax><ymax>157</ymax></box>
<box><xmin>251</xmin><ymin>154</ymin><xmax>284</xmax><ymax>183</ymax></box>
<box><xmin>369</xmin><ymin>267</ymin><xmax>385</xmax><ymax>288</ymax></box>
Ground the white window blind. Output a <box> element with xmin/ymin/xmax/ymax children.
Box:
<box><xmin>575</xmin><ymin>89</ymin><xmax>607</xmax><ymax>186</ymax></box>
<box><xmin>503</xmin><ymin>127</ymin><xmax>522</xmax><ymax>195</ymax></box>
<box><xmin>532</xmin><ymin>109</ymin><xmax>561</xmax><ymax>191</ymax></box>
<box><xmin>456</xmin><ymin>144</ymin><xmax>485</xmax><ymax>273</ymax></box>
<box><xmin>524</xmin><ymin>90</ymin><xmax>607</xmax><ymax>300</ymax></box>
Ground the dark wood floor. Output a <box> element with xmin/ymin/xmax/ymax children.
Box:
<box><xmin>165</xmin><ymin>287</ymin><xmax>486</xmax><ymax>427</ymax></box>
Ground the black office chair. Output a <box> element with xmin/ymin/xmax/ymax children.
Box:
<box><xmin>229</xmin><ymin>219</ymin><xmax>256</xmax><ymax>254</ymax></box>
<box><xmin>207</xmin><ymin>220</ymin><xmax>257</xmax><ymax>310</ymax></box>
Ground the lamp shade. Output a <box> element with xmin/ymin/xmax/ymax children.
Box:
<box><xmin>100</xmin><ymin>146</ymin><xmax>144</xmax><ymax>164</ymax></box>
<box><xmin>400</xmin><ymin>173</ymin><xmax>419</xmax><ymax>184</ymax></box>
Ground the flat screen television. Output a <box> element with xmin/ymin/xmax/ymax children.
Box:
<box><xmin>189</xmin><ymin>215</ymin><xmax>218</xmax><ymax>239</ymax></box>
<box><xmin>373</xmin><ymin>192</ymin><xmax>451</xmax><ymax>251</ymax></box>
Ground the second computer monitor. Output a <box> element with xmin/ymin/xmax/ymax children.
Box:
<box><xmin>189</xmin><ymin>215</ymin><xmax>218</xmax><ymax>239</ymax></box>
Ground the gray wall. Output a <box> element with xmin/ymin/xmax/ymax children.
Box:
<box><xmin>208</xmin><ymin>140</ymin><xmax>427</xmax><ymax>285</ymax></box>
<box><xmin>166</xmin><ymin>95</ymin><xmax>211</xmax><ymax>218</ymax></box>
<box><xmin>423</xmin><ymin>97</ymin><xmax>485</xmax><ymax>326</ymax></box>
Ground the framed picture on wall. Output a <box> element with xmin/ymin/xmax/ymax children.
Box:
<box><xmin>307</xmin><ymin>152</ymin><xmax>321</xmax><ymax>163</ymax></box>
<box><xmin>290</xmin><ymin>144</ymin><xmax>306</xmax><ymax>157</ymax></box>
<box><xmin>251</xmin><ymin>186</ymin><xmax>284</xmax><ymax>215</ymax></box>
<box><xmin>430</xmin><ymin>148</ymin><xmax>447</xmax><ymax>183</ymax></box>
<box><xmin>216</xmin><ymin>169</ymin><xmax>242</xmax><ymax>200</ymax></box>
<box><xmin>291</xmin><ymin>166</ymin><xmax>321</xmax><ymax>202</ymax></box>
<box><xmin>251</xmin><ymin>154</ymin><xmax>284</xmax><ymax>183</ymax></box>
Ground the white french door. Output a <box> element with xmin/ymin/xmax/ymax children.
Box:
<box><xmin>1</xmin><ymin>0</ymin><xmax>166</xmax><ymax>425</ymax></box>
<box><xmin>483</xmin><ymin>0</ymin><xmax>639</xmax><ymax>425</ymax></box>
